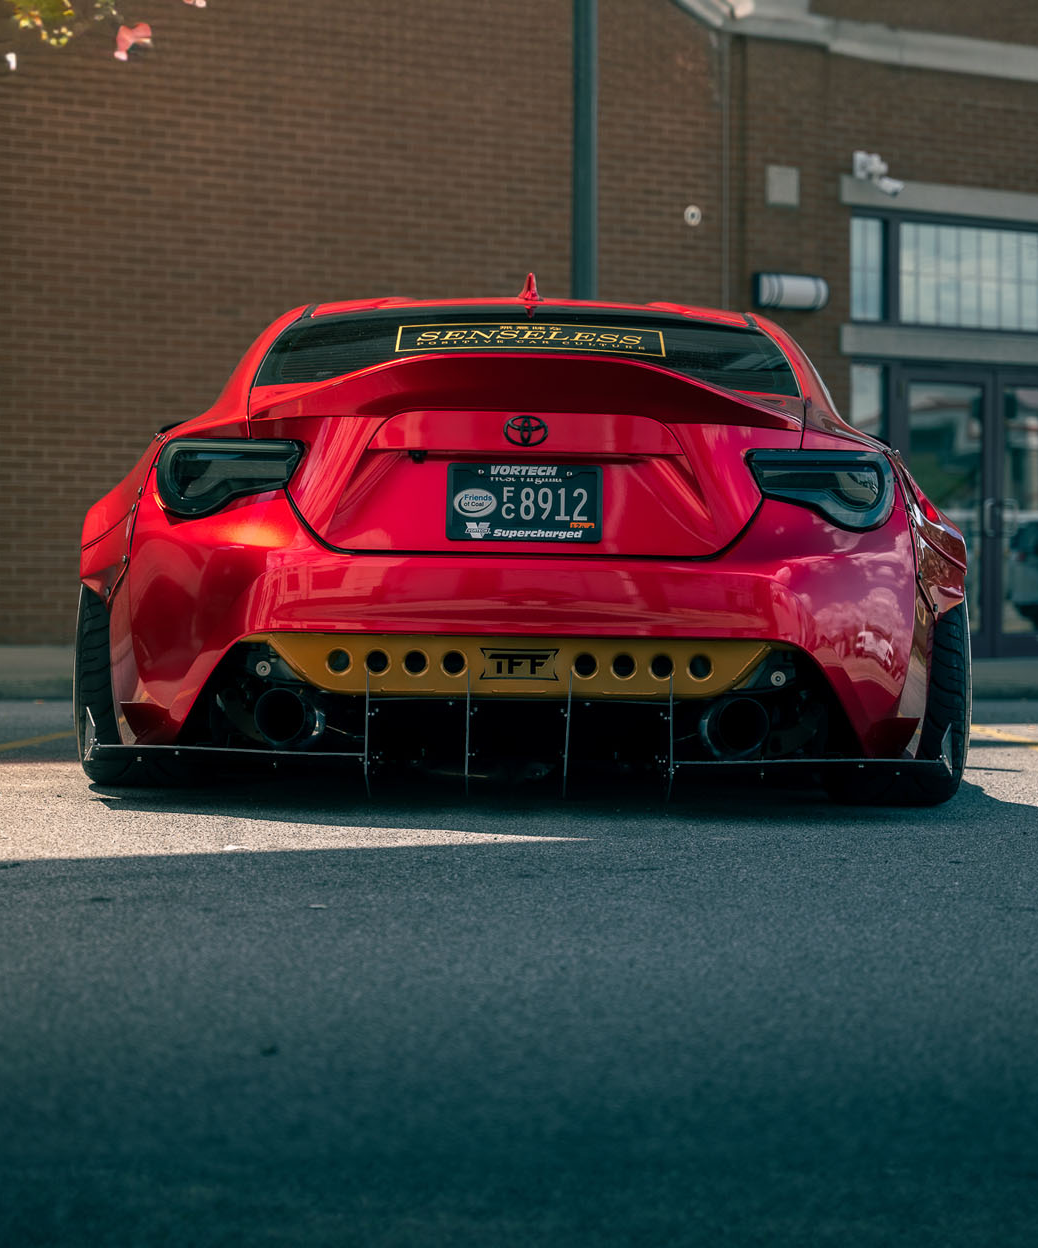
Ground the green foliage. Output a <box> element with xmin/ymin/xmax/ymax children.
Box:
<box><xmin>8</xmin><ymin>1</ymin><xmax>78</xmax><ymax>46</ymax></box>
<box><xmin>5</xmin><ymin>1</ymin><xmax>198</xmax><ymax>59</ymax></box>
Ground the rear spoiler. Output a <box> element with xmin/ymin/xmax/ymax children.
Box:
<box><xmin>249</xmin><ymin>352</ymin><xmax>804</xmax><ymax>431</ymax></box>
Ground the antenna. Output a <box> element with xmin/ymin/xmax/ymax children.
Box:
<box><xmin>518</xmin><ymin>273</ymin><xmax>543</xmax><ymax>304</ymax></box>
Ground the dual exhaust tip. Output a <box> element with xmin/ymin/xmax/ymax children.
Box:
<box><xmin>699</xmin><ymin>696</ymin><xmax>771</xmax><ymax>761</ymax></box>
<box><xmin>253</xmin><ymin>685</ymin><xmax>772</xmax><ymax>761</ymax></box>
<box><xmin>254</xmin><ymin>687</ymin><xmax>325</xmax><ymax>749</ymax></box>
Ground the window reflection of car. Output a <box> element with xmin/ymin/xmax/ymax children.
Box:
<box><xmin>1007</xmin><ymin>521</ymin><xmax>1038</xmax><ymax>625</ymax></box>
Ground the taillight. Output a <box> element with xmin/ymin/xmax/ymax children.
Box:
<box><xmin>748</xmin><ymin>450</ymin><xmax>895</xmax><ymax>531</ymax></box>
<box><xmin>156</xmin><ymin>438</ymin><xmax>303</xmax><ymax>518</ymax></box>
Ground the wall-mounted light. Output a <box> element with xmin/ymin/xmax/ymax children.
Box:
<box><xmin>753</xmin><ymin>273</ymin><xmax>829</xmax><ymax>311</ymax></box>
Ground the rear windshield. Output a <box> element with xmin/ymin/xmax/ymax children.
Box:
<box><xmin>255</xmin><ymin>307</ymin><xmax>800</xmax><ymax>397</ymax></box>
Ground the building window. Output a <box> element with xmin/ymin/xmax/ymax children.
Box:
<box><xmin>853</xmin><ymin>212</ymin><xmax>1038</xmax><ymax>333</ymax></box>
<box><xmin>900</xmin><ymin>223</ymin><xmax>1038</xmax><ymax>332</ymax></box>
<box><xmin>850</xmin><ymin>217</ymin><xmax>884</xmax><ymax>321</ymax></box>
<box><xmin>849</xmin><ymin>363</ymin><xmax>886</xmax><ymax>440</ymax></box>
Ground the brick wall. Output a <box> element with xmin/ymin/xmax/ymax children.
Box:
<box><xmin>1</xmin><ymin>0</ymin><xmax>1036</xmax><ymax>641</ymax></box>
<box><xmin>1</xmin><ymin>0</ymin><xmax>727</xmax><ymax>642</ymax></box>
<box><xmin>732</xmin><ymin>37</ymin><xmax>1038</xmax><ymax>410</ymax></box>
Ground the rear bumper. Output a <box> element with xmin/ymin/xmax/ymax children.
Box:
<box><xmin>105</xmin><ymin>490</ymin><xmax>957</xmax><ymax>757</ymax></box>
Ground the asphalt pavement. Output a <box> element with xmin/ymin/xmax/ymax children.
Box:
<box><xmin>1</xmin><ymin>700</ymin><xmax>1038</xmax><ymax>1246</ymax></box>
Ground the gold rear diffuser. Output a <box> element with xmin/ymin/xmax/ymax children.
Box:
<box><xmin>246</xmin><ymin>633</ymin><xmax>780</xmax><ymax>700</ymax></box>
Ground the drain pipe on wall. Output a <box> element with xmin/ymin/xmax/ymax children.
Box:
<box><xmin>720</xmin><ymin>27</ymin><xmax>731</xmax><ymax>309</ymax></box>
<box><xmin>572</xmin><ymin>0</ymin><xmax>598</xmax><ymax>300</ymax></box>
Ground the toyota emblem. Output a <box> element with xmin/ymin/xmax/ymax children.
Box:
<box><xmin>504</xmin><ymin>416</ymin><xmax>549</xmax><ymax>447</ymax></box>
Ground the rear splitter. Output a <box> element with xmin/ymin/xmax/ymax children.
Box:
<box><xmin>84</xmin><ymin>739</ymin><xmax>951</xmax><ymax>796</ymax></box>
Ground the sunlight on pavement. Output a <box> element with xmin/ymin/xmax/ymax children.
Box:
<box><xmin>1</xmin><ymin>724</ymin><xmax>1035</xmax><ymax>865</ymax></box>
<box><xmin>0</xmin><ymin>761</ymin><xmax>587</xmax><ymax>860</ymax></box>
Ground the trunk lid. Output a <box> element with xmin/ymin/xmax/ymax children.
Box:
<box><xmin>251</xmin><ymin>353</ymin><xmax>802</xmax><ymax>558</ymax></box>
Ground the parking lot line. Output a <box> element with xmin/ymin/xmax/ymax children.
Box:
<box><xmin>0</xmin><ymin>730</ymin><xmax>76</xmax><ymax>753</ymax></box>
<box><xmin>969</xmin><ymin>726</ymin><xmax>1038</xmax><ymax>747</ymax></box>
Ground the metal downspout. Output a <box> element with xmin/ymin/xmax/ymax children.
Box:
<box><xmin>720</xmin><ymin>28</ymin><xmax>731</xmax><ymax>309</ymax></box>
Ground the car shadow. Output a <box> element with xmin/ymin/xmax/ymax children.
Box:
<box><xmin>87</xmin><ymin>763</ymin><xmax>1032</xmax><ymax>833</ymax></box>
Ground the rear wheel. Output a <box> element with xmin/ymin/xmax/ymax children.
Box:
<box><xmin>828</xmin><ymin>601</ymin><xmax>971</xmax><ymax>806</ymax></box>
<box><xmin>74</xmin><ymin>586</ymin><xmax>190</xmax><ymax>786</ymax></box>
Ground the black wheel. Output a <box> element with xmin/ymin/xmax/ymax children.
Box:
<box><xmin>828</xmin><ymin>601</ymin><xmax>971</xmax><ymax>807</ymax></box>
<box><xmin>74</xmin><ymin>584</ymin><xmax>130</xmax><ymax>783</ymax></box>
<box><xmin>74</xmin><ymin>585</ymin><xmax>190</xmax><ymax>786</ymax></box>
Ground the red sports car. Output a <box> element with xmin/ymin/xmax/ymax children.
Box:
<box><xmin>76</xmin><ymin>277</ymin><xmax>969</xmax><ymax>803</ymax></box>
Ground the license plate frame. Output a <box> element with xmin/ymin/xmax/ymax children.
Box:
<box><xmin>447</xmin><ymin>463</ymin><xmax>603</xmax><ymax>543</ymax></box>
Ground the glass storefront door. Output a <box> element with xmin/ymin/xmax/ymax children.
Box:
<box><xmin>1002</xmin><ymin>384</ymin><xmax>1038</xmax><ymax>643</ymax></box>
<box><xmin>902</xmin><ymin>379</ymin><xmax>986</xmax><ymax>637</ymax></box>
<box><xmin>888</xmin><ymin>367</ymin><xmax>1038</xmax><ymax>657</ymax></box>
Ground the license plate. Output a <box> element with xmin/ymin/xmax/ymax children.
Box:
<box><xmin>447</xmin><ymin>463</ymin><xmax>602</xmax><ymax>543</ymax></box>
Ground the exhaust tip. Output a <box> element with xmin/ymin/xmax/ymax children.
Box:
<box><xmin>254</xmin><ymin>687</ymin><xmax>325</xmax><ymax>749</ymax></box>
<box><xmin>700</xmin><ymin>696</ymin><xmax>770</xmax><ymax>761</ymax></box>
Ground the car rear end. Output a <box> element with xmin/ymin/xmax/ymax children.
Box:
<box><xmin>93</xmin><ymin>300</ymin><xmax>953</xmax><ymax>792</ymax></box>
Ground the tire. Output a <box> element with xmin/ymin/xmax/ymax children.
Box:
<box><xmin>74</xmin><ymin>585</ymin><xmax>189</xmax><ymax>787</ymax></box>
<box><xmin>827</xmin><ymin>601</ymin><xmax>971</xmax><ymax>807</ymax></box>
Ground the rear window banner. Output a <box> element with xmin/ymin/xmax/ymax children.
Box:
<box><xmin>256</xmin><ymin>309</ymin><xmax>801</xmax><ymax>397</ymax></box>
<box><xmin>395</xmin><ymin>323</ymin><xmax>666</xmax><ymax>358</ymax></box>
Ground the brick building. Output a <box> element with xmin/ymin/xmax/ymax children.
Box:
<box><xmin>2</xmin><ymin>0</ymin><xmax>1037</xmax><ymax>653</ymax></box>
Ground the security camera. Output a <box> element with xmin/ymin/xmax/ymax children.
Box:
<box><xmin>853</xmin><ymin>150</ymin><xmax>887</xmax><ymax>180</ymax></box>
<box><xmin>852</xmin><ymin>151</ymin><xmax>904</xmax><ymax>197</ymax></box>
